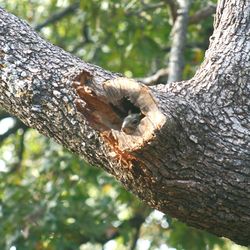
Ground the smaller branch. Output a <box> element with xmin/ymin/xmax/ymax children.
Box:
<box><xmin>126</xmin><ymin>2</ymin><xmax>165</xmax><ymax>16</ymax></box>
<box><xmin>82</xmin><ymin>25</ymin><xmax>92</xmax><ymax>43</ymax></box>
<box><xmin>126</xmin><ymin>0</ymin><xmax>177</xmax><ymax>22</ymax></box>
<box><xmin>17</xmin><ymin>128</ymin><xmax>26</xmax><ymax>163</ymax></box>
<box><xmin>34</xmin><ymin>1</ymin><xmax>80</xmax><ymax>31</ymax></box>
<box><xmin>70</xmin><ymin>41</ymin><xmax>87</xmax><ymax>54</ymax></box>
<box><xmin>10</xmin><ymin>128</ymin><xmax>28</xmax><ymax>173</ymax></box>
<box><xmin>70</xmin><ymin>25</ymin><xmax>93</xmax><ymax>54</ymax></box>
<box><xmin>189</xmin><ymin>4</ymin><xmax>216</xmax><ymax>24</ymax></box>
<box><xmin>0</xmin><ymin>110</ymin><xmax>12</xmax><ymax>120</ymax></box>
<box><xmin>0</xmin><ymin>118</ymin><xmax>28</xmax><ymax>143</ymax></box>
<box><xmin>130</xmin><ymin>222</ymin><xmax>143</xmax><ymax>250</ymax></box>
<box><xmin>138</xmin><ymin>68</ymin><xmax>168</xmax><ymax>86</ymax></box>
<box><xmin>100</xmin><ymin>214</ymin><xmax>146</xmax><ymax>246</ymax></box>
<box><xmin>168</xmin><ymin>0</ymin><xmax>191</xmax><ymax>83</ymax></box>
<box><xmin>163</xmin><ymin>41</ymin><xmax>209</xmax><ymax>52</ymax></box>
<box><xmin>163</xmin><ymin>0</ymin><xmax>178</xmax><ymax>22</ymax></box>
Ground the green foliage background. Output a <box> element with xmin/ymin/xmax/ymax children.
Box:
<box><xmin>0</xmin><ymin>1</ymin><xmax>248</xmax><ymax>250</ymax></box>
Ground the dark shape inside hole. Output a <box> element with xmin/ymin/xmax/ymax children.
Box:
<box><xmin>110</xmin><ymin>97</ymin><xmax>142</xmax><ymax>119</ymax></box>
<box><xmin>109</xmin><ymin>97</ymin><xmax>145</xmax><ymax>132</ymax></box>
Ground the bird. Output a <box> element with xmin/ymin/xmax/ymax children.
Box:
<box><xmin>121</xmin><ymin>111</ymin><xmax>142</xmax><ymax>134</ymax></box>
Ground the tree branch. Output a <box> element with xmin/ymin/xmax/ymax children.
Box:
<box><xmin>167</xmin><ymin>0</ymin><xmax>191</xmax><ymax>83</ymax></box>
<box><xmin>126</xmin><ymin>2</ymin><xmax>166</xmax><ymax>16</ymax></box>
<box><xmin>0</xmin><ymin>119</ymin><xmax>28</xmax><ymax>143</ymax></box>
<box><xmin>70</xmin><ymin>25</ymin><xmax>93</xmax><ymax>54</ymax></box>
<box><xmin>0</xmin><ymin>4</ymin><xmax>250</xmax><ymax>245</ymax></box>
<box><xmin>9</xmin><ymin>127</ymin><xmax>28</xmax><ymax>173</ymax></box>
<box><xmin>0</xmin><ymin>110</ymin><xmax>12</xmax><ymax>120</ymax></box>
<box><xmin>163</xmin><ymin>0</ymin><xmax>178</xmax><ymax>22</ymax></box>
<box><xmin>189</xmin><ymin>3</ymin><xmax>217</xmax><ymax>24</ymax></box>
<box><xmin>138</xmin><ymin>68</ymin><xmax>168</xmax><ymax>85</ymax></box>
<box><xmin>130</xmin><ymin>217</ymin><xmax>144</xmax><ymax>250</ymax></box>
<box><xmin>34</xmin><ymin>2</ymin><xmax>80</xmax><ymax>31</ymax></box>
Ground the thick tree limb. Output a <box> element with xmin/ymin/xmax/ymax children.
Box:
<box><xmin>0</xmin><ymin>1</ymin><xmax>250</xmax><ymax>246</ymax></box>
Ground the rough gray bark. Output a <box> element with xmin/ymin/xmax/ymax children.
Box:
<box><xmin>0</xmin><ymin>0</ymin><xmax>250</xmax><ymax>246</ymax></box>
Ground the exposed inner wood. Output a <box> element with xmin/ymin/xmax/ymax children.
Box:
<box><xmin>72</xmin><ymin>71</ymin><xmax>166</xmax><ymax>152</ymax></box>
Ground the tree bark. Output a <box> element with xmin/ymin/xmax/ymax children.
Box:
<box><xmin>0</xmin><ymin>1</ymin><xmax>249</xmax><ymax>246</ymax></box>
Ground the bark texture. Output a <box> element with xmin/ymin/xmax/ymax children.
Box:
<box><xmin>0</xmin><ymin>0</ymin><xmax>250</xmax><ymax>246</ymax></box>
